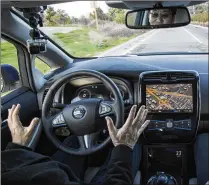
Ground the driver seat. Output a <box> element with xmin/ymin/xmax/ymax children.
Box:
<box><xmin>84</xmin><ymin>167</ymin><xmax>141</xmax><ymax>184</ymax></box>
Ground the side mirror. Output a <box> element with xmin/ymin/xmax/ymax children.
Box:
<box><xmin>1</xmin><ymin>64</ymin><xmax>20</xmax><ymax>93</ymax></box>
<box><xmin>126</xmin><ymin>7</ymin><xmax>191</xmax><ymax>29</ymax></box>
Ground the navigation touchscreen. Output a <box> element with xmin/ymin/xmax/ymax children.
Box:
<box><xmin>146</xmin><ymin>84</ymin><xmax>193</xmax><ymax>113</ymax></box>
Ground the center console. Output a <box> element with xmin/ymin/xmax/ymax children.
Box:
<box><xmin>143</xmin><ymin>145</ymin><xmax>187</xmax><ymax>185</ymax></box>
<box><xmin>139</xmin><ymin>71</ymin><xmax>200</xmax><ymax>185</ymax></box>
<box><xmin>139</xmin><ymin>70</ymin><xmax>200</xmax><ymax>143</ymax></box>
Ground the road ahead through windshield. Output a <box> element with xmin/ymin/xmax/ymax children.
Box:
<box><xmin>98</xmin><ymin>24</ymin><xmax>208</xmax><ymax>56</ymax></box>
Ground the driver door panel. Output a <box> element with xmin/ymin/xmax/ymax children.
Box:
<box><xmin>1</xmin><ymin>87</ymin><xmax>40</xmax><ymax>150</ymax></box>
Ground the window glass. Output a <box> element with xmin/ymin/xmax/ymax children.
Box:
<box><xmin>1</xmin><ymin>39</ymin><xmax>19</xmax><ymax>71</ymax></box>
<box><xmin>35</xmin><ymin>58</ymin><xmax>51</xmax><ymax>74</ymax></box>
<box><xmin>1</xmin><ymin>40</ymin><xmax>21</xmax><ymax>96</ymax></box>
<box><xmin>36</xmin><ymin>1</ymin><xmax>208</xmax><ymax>57</ymax></box>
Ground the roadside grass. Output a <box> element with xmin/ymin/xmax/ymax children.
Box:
<box><xmin>54</xmin><ymin>28</ymin><xmax>137</xmax><ymax>57</ymax></box>
<box><xmin>1</xmin><ymin>41</ymin><xmax>19</xmax><ymax>71</ymax></box>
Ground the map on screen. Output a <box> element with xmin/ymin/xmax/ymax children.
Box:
<box><xmin>146</xmin><ymin>84</ymin><xmax>193</xmax><ymax>113</ymax></box>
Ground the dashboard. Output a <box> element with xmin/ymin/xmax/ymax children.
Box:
<box><xmin>39</xmin><ymin>54</ymin><xmax>209</xmax><ymax>142</ymax></box>
<box><xmin>61</xmin><ymin>77</ymin><xmax>133</xmax><ymax>111</ymax></box>
<box><xmin>71</xmin><ymin>84</ymin><xmax>127</xmax><ymax>103</ymax></box>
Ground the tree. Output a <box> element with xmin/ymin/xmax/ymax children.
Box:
<box><xmin>194</xmin><ymin>2</ymin><xmax>208</xmax><ymax>13</ymax></box>
<box><xmin>189</xmin><ymin>2</ymin><xmax>209</xmax><ymax>14</ymax></box>
<box><xmin>107</xmin><ymin>8</ymin><xmax>126</xmax><ymax>24</ymax></box>
<box><xmin>107</xmin><ymin>8</ymin><xmax>116</xmax><ymax>21</ymax></box>
<box><xmin>44</xmin><ymin>7</ymin><xmax>71</xmax><ymax>26</ymax></box>
<box><xmin>45</xmin><ymin>6</ymin><xmax>57</xmax><ymax>26</ymax></box>
<box><xmin>56</xmin><ymin>9</ymin><xmax>71</xmax><ymax>25</ymax></box>
<box><xmin>96</xmin><ymin>7</ymin><xmax>108</xmax><ymax>20</ymax></box>
<box><xmin>89</xmin><ymin>7</ymin><xmax>108</xmax><ymax>20</ymax></box>
<box><xmin>79</xmin><ymin>15</ymin><xmax>89</xmax><ymax>25</ymax></box>
<box><xmin>115</xmin><ymin>10</ymin><xmax>125</xmax><ymax>24</ymax></box>
<box><xmin>190</xmin><ymin>2</ymin><xmax>208</xmax><ymax>23</ymax></box>
<box><xmin>71</xmin><ymin>16</ymin><xmax>79</xmax><ymax>24</ymax></box>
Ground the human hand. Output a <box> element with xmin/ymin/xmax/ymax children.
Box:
<box><xmin>7</xmin><ymin>104</ymin><xmax>40</xmax><ymax>146</ymax></box>
<box><xmin>105</xmin><ymin>105</ymin><xmax>150</xmax><ymax>149</ymax></box>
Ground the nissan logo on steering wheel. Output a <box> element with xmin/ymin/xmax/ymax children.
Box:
<box><xmin>72</xmin><ymin>106</ymin><xmax>86</xmax><ymax>119</ymax></box>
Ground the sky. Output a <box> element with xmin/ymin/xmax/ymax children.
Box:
<box><xmin>52</xmin><ymin>1</ymin><xmax>109</xmax><ymax>18</ymax></box>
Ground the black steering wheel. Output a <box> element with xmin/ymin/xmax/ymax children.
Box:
<box><xmin>42</xmin><ymin>70</ymin><xmax>124</xmax><ymax>155</ymax></box>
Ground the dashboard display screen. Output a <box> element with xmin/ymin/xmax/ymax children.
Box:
<box><xmin>146</xmin><ymin>84</ymin><xmax>193</xmax><ymax>113</ymax></box>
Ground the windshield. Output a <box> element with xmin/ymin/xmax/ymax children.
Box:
<box><xmin>20</xmin><ymin>1</ymin><xmax>209</xmax><ymax>57</ymax></box>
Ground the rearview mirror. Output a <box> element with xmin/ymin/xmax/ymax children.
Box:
<box><xmin>1</xmin><ymin>64</ymin><xmax>20</xmax><ymax>93</ymax></box>
<box><xmin>126</xmin><ymin>7</ymin><xmax>191</xmax><ymax>29</ymax></box>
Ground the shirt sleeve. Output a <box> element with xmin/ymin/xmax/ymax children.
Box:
<box><xmin>102</xmin><ymin>145</ymin><xmax>133</xmax><ymax>185</ymax></box>
<box><xmin>6</xmin><ymin>142</ymin><xmax>32</xmax><ymax>151</ymax></box>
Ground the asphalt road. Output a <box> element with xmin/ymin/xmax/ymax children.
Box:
<box><xmin>99</xmin><ymin>24</ymin><xmax>208</xmax><ymax>57</ymax></box>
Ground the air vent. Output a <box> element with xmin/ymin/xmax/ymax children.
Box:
<box><xmin>144</xmin><ymin>73</ymin><xmax>167</xmax><ymax>80</ymax></box>
<box><xmin>171</xmin><ymin>72</ymin><xmax>194</xmax><ymax>79</ymax></box>
<box><xmin>42</xmin><ymin>89</ymin><xmax>49</xmax><ymax>103</ymax></box>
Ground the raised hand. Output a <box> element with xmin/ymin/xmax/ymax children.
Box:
<box><xmin>7</xmin><ymin>104</ymin><xmax>39</xmax><ymax>146</ymax></box>
<box><xmin>105</xmin><ymin>105</ymin><xmax>150</xmax><ymax>149</ymax></box>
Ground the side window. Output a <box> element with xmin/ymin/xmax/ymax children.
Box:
<box><xmin>1</xmin><ymin>39</ymin><xmax>21</xmax><ymax>97</ymax></box>
<box><xmin>35</xmin><ymin>58</ymin><xmax>51</xmax><ymax>74</ymax></box>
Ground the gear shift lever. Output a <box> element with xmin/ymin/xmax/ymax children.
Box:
<box><xmin>147</xmin><ymin>172</ymin><xmax>178</xmax><ymax>185</ymax></box>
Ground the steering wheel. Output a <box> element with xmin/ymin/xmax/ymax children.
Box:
<box><xmin>42</xmin><ymin>70</ymin><xmax>124</xmax><ymax>155</ymax></box>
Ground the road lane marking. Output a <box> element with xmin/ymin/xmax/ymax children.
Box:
<box><xmin>123</xmin><ymin>29</ymin><xmax>159</xmax><ymax>55</ymax></box>
<box><xmin>184</xmin><ymin>27</ymin><xmax>202</xmax><ymax>44</ymax></box>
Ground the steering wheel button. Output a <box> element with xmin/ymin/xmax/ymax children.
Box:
<box><xmin>60</xmin><ymin>114</ymin><xmax>65</xmax><ymax>122</ymax></box>
<box><xmin>57</xmin><ymin>115</ymin><xmax>61</xmax><ymax>123</ymax></box>
<box><xmin>52</xmin><ymin>114</ymin><xmax>65</xmax><ymax>126</ymax></box>
<box><xmin>52</xmin><ymin>119</ymin><xmax>58</xmax><ymax>125</ymax></box>
<box><xmin>99</xmin><ymin>103</ymin><xmax>112</xmax><ymax>114</ymax></box>
<box><xmin>106</xmin><ymin>106</ymin><xmax>111</xmax><ymax>112</ymax></box>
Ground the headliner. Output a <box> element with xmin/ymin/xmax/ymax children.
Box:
<box><xmin>1</xmin><ymin>1</ymin><xmax>207</xmax><ymax>9</ymax></box>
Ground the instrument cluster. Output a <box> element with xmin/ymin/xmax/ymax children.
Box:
<box><xmin>71</xmin><ymin>84</ymin><xmax>131</xmax><ymax>105</ymax></box>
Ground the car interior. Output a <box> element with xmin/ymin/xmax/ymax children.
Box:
<box><xmin>1</xmin><ymin>1</ymin><xmax>209</xmax><ymax>185</ymax></box>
